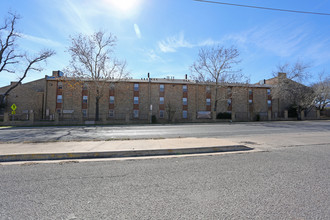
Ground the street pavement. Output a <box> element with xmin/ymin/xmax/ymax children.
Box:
<box><xmin>0</xmin><ymin>143</ymin><xmax>329</xmax><ymax>219</ymax></box>
<box><xmin>0</xmin><ymin>120</ymin><xmax>329</xmax><ymax>143</ymax></box>
<box><xmin>0</xmin><ymin>120</ymin><xmax>329</xmax><ymax>162</ymax></box>
<box><xmin>0</xmin><ymin>121</ymin><xmax>329</xmax><ymax>219</ymax></box>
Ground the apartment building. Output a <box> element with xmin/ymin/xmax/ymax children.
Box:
<box><xmin>1</xmin><ymin>71</ymin><xmax>278</xmax><ymax>124</ymax></box>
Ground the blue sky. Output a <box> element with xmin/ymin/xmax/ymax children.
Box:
<box><xmin>1</xmin><ymin>0</ymin><xmax>330</xmax><ymax>87</ymax></box>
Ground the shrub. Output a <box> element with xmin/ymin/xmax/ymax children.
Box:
<box><xmin>217</xmin><ymin>112</ymin><xmax>231</xmax><ymax>119</ymax></box>
<box><xmin>288</xmin><ymin>105</ymin><xmax>298</xmax><ymax>118</ymax></box>
<box><xmin>151</xmin><ymin>115</ymin><xmax>157</xmax><ymax>123</ymax></box>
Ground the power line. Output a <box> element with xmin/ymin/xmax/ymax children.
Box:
<box><xmin>193</xmin><ymin>0</ymin><xmax>330</xmax><ymax>16</ymax></box>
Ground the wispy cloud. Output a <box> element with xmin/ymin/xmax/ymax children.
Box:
<box><xmin>134</xmin><ymin>24</ymin><xmax>142</xmax><ymax>39</ymax></box>
<box><xmin>158</xmin><ymin>32</ymin><xmax>193</xmax><ymax>52</ymax></box>
<box><xmin>21</xmin><ymin>33</ymin><xmax>62</xmax><ymax>48</ymax></box>
<box><xmin>223</xmin><ymin>22</ymin><xmax>310</xmax><ymax>57</ymax></box>
<box><xmin>158</xmin><ymin>32</ymin><xmax>222</xmax><ymax>53</ymax></box>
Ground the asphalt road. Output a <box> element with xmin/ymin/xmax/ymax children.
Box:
<box><xmin>1</xmin><ymin>144</ymin><xmax>329</xmax><ymax>219</ymax></box>
<box><xmin>0</xmin><ymin>120</ymin><xmax>329</xmax><ymax>143</ymax></box>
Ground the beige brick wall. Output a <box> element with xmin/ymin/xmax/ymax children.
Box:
<box><xmin>1</xmin><ymin>77</ymin><xmax>274</xmax><ymax>122</ymax></box>
<box><xmin>0</xmin><ymin>79</ymin><xmax>45</xmax><ymax>120</ymax></box>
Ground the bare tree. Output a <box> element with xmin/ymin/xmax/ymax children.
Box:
<box><xmin>311</xmin><ymin>72</ymin><xmax>330</xmax><ymax>111</ymax></box>
<box><xmin>165</xmin><ymin>101</ymin><xmax>176</xmax><ymax>123</ymax></box>
<box><xmin>66</xmin><ymin>31</ymin><xmax>129</xmax><ymax>121</ymax></box>
<box><xmin>0</xmin><ymin>12</ymin><xmax>55</xmax><ymax>107</ymax></box>
<box><xmin>190</xmin><ymin>45</ymin><xmax>245</xmax><ymax>117</ymax></box>
<box><xmin>272</xmin><ymin>61</ymin><xmax>315</xmax><ymax>120</ymax></box>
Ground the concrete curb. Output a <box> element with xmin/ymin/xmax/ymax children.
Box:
<box><xmin>0</xmin><ymin>145</ymin><xmax>251</xmax><ymax>162</ymax></box>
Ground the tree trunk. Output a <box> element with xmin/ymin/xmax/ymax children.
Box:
<box><xmin>95</xmin><ymin>96</ymin><xmax>100</xmax><ymax>121</ymax></box>
<box><xmin>296</xmin><ymin>106</ymin><xmax>301</xmax><ymax>120</ymax></box>
<box><xmin>213</xmin><ymin>85</ymin><xmax>218</xmax><ymax>119</ymax></box>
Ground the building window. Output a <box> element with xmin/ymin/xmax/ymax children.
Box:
<box><xmin>206</xmin><ymin>98</ymin><xmax>211</xmax><ymax>106</ymax></box>
<box><xmin>82</xmin><ymin>109</ymin><xmax>87</xmax><ymax>117</ymax></box>
<box><xmin>134</xmin><ymin>83</ymin><xmax>139</xmax><ymax>91</ymax></box>
<box><xmin>160</xmin><ymin>97</ymin><xmax>164</xmax><ymax>104</ymax></box>
<box><xmin>227</xmin><ymin>87</ymin><xmax>232</xmax><ymax>94</ymax></box>
<box><xmin>160</xmin><ymin>84</ymin><xmax>164</xmax><ymax>92</ymax></box>
<box><xmin>267</xmin><ymin>100</ymin><xmax>272</xmax><ymax>107</ymax></box>
<box><xmin>57</xmin><ymin>95</ymin><xmax>62</xmax><ymax>103</ymax></box>
<box><xmin>56</xmin><ymin>109</ymin><xmax>62</xmax><ymax>115</ymax></box>
<box><xmin>109</xmin><ymin>96</ymin><xmax>115</xmax><ymax>104</ymax></box>
<box><xmin>58</xmin><ymin>82</ymin><xmax>63</xmax><ymax>90</ymax></box>
<box><xmin>133</xmin><ymin>110</ymin><xmax>139</xmax><ymax>118</ymax></box>
<box><xmin>249</xmin><ymin>89</ymin><xmax>253</xmax><ymax>95</ymax></box>
<box><xmin>109</xmin><ymin>83</ymin><xmax>115</xmax><ymax>90</ymax></box>
<box><xmin>83</xmin><ymin>83</ymin><xmax>88</xmax><ymax>90</ymax></box>
<box><xmin>134</xmin><ymin>97</ymin><xmax>139</xmax><ymax>104</ymax></box>
<box><xmin>267</xmin><ymin>89</ymin><xmax>271</xmax><ymax>95</ymax></box>
<box><xmin>159</xmin><ymin>110</ymin><xmax>164</xmax><ymax>118</ymax></box>
<box><xmin>183</xmin><ymin>85</ymin><xmax>188</xmax><ymax>92</ymax></box>
<box><xmin>109</xmin><ymin>109</ymin><xmax>114</xmax><ymax>118</ymax></box>
<box><xmin>183</xmin><ymin>110</ymin><xmax>188</xmax><ymax>119</ymax></box>
<box><xmin>83</xmin><ymin>96</ymin><xmax>88</xmax><ymax>104</ymax></box>
<box><xmin>206</xmin><ymin>86</ymin><xmax>211</xmax><ymax>93</ymax></box>
<box><xmin>249</xmin><ymin>99</ymin><xmax>253</xmax><ymax>104</ymax></box>
<box><xmin>227</xmin><ymin>99</ymin><xmax>232</xmax><ymax>106</ymax></box>
<box><xmin>183</xmin><ymin>97</ymin><xmax>187</xmax><ymax>105</ymax></box>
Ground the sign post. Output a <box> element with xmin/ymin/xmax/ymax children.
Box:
<box><xmin>11</xmin><ymin>104</ymin><xmax>17</xmax><ymax>121</ymax></box>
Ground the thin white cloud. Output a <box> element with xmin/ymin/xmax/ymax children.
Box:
<box><xmin>134</xmin><ymin>24</ymin><xmax>142</xmax><ymax>39</ymax></box>
<box><xmin>223</xmin><ymin>22</ymin><xmax>310</xmax><ymax>58</ymax></box>
<box><xmin>21</xmin><ymin>34</ymin><xmax>62</xmax><ymax>48</ymax></box>
<box><xmin>158</xmin><ymin>32</ymin><xmax>221</xmax><ymax>53</ymax></box>
<box><xmin>158</xmin><ymin>32</ymin><xmax>193</xmax><ymax>53</ymax></box>
<box><xmin>198</xmin><ymin>38</ymin><xmax>222</xmax><ymax>47</ymax></box>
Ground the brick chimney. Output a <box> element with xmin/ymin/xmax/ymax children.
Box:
<box><xmin>278</xmin><ymin>72</ymin><xmax>287</xmax><ymax>78</ymax></box>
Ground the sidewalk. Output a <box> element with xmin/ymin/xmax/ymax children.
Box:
<box><xmin>0</xmin><ymin>138</ymin><xmax>252</xmax><ymax>162</ymax></box>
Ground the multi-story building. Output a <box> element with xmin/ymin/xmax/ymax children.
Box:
<box><xmin>0</xmin><ymin>71</ymin><xmax>299</xmax><ymax>125</ymax></box>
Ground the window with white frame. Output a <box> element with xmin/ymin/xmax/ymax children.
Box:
<box><xmin>267</xmin><ymin>100</ymin><xmax>272</xmax><ymax>107</ymax></box>
<box><xmin>83</xmin><ymin>83</ymin><xmax>88</xmax><ymax>90</ymax></box>
<box><xmin>160</xmin><ymin>97</ymin><xmax>164</xmax><ymax>104</ymax></box>
<box><xmin>57</xmin><ymin>95</ymin><xmax>62</xmax><ymax>103</ymax></box>
<box><xmin>133</xmin><ymin>110</ymin><xmax>139</xmax><ymax>118</ymax></box>
<box><xmin>160</xmin><ymin>84</ymin><xmax>164</xmax><ymax>92</ymax></box>
<box><xmin>109</xmin><ymin>109</ymin><xmax>114</xmax><ymax>118</ymax></box>
<box><xmin>206</xmin><ymin>86</ymin><xmax>211</xmax><ymax>93</ymax></box>
<box><xmin>83</xmin><ymin>96</ymin><xmax>88</xmax><ymax>104</ymax></box>
<box><xmin>159</xmin><ymin>110</ymin><xmax>164</xmax><ymax>118</ymax></box>
<box><xmin>109</xmin><ymin>96</ymin><xmax>115</xmax><ymax>104</ymax></box>
<box><xmin>206</xmin><ymin>98</ymin><xmax>211</xmax><ymax>106</ymax></box>
<box><xmin>227</xmin><ymin>99</ymin><xmax>232</xmax><ymax>106</ymax></box>
<box><xmin>227</xmin><ymin>87</ymin><xmax>232</xmax><ymax>94</ymax></box>
<box><xmin>183</xmin><ymin>85</ymin><xmax>187</xmax><ymax>92</ymax></box>
<box><xmin>183</xmin><ymin>110</ymin><xmax>188</xmax><ymax>119</ymax></box>
<box><xmin>134</xmin><ymin>97</ymin><xmax>139</xmax><ymax>104</ymax></box>
<box><xmin>82</xmin><ymin>109</ymin><xmax>87</xmax><ymax>117</ymax></box>
<box><xmin>267</xmin><ymin>89</ymin><xmax>271</xmax><ymax>95</ymax></box>
<box><xmin>183</xmin><ymin>97</ymin><xmax>187</xmax><ymax>105</ymax></box>
<box><xmin>249</xmin><ymin>99</ymin><xmax>253</xmax><ymax>104</ymax></box>
<box><xmin>58</xmin><ymin>82</ymin><xmax>63</xmax><ymax>90</ymax></box>
<box><xmin>249</xmin><ymin>89</ymin><xmax>253</xmax><ymax>95</ymax></box>
<box><xmin>134</xmin><ymin>83</ymin><xmax>139</xmax><ymax>91</ymax></box>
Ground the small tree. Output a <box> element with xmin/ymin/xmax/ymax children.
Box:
<box><xmin>311</xmin><ymin>72</ymin><xmax>330</xmax><ymax>111</ymax></box>
<box><xmin>0</xmin><ymin>12</ymin><xmax>55</xmax><ymax>107</ymax></box>
<box><xmin>190</xmin><ymin>45</ymin><xmax>245</xmax><ymax>117</ymax></box>
<box><xmin>165</xmin><ymin>101</ymin><xmax>176</xmax><ymax>123</ymax></box>
<box><xmin>66</xmin><ymin>31</ymin><xmax>129</xmax><ymax>121</ymax></box>
<box><xmin>272</xmin><ymin>61</ymin><xmax>315</xmax><ymax>120</ymax></box>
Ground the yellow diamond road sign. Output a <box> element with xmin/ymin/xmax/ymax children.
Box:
<box><xmin>11</xmin><ymin>104</ymin><xmax>17</xmax><ymax>111</ymax></box>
